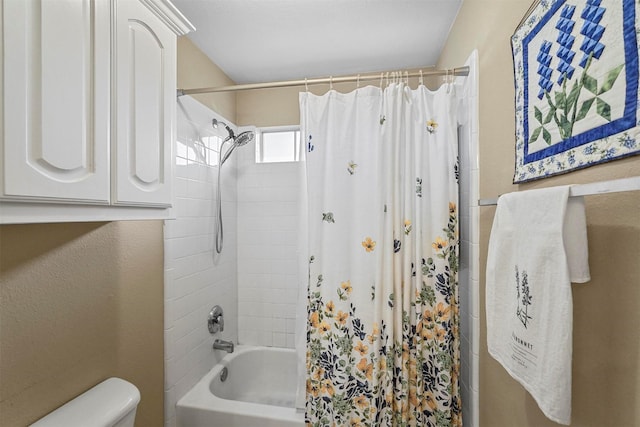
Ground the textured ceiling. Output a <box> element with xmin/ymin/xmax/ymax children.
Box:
<box><xmin>172</xmin><ymin>0</ymin><xmax>463</xmax><ymax>84</ymax></box>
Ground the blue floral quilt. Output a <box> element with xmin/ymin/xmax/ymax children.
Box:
<box><xmin>512</xmin><ymin>0</ymin><xmax>640</xmax><ymax>183</ymax></box>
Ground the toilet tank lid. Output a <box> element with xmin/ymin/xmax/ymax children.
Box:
<box><xmin>30</xmin><ymin>378</ymin><xmax>141</xmax><ymax>427</ymax></box>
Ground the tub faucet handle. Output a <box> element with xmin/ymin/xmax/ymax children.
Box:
<box><xmin>208</xmin><ymin>305</ymin><xmax>224</xmax><ymax>334</ymax></box>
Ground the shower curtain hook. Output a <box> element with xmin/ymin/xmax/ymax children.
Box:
<box><xmin>356</xmin><ymin>74</ymin><xmax>360</xmax><ymax>88</ymax></box>
<box><xmin>419</xmin><ymin>70</ymin><xmax>424</xmax><ymax>86</ymax></box>
<box><xmin>329</xmin><ymin>75</ymin><xmax>333</xmax><ymax>91</ymax></box>
<box><xmin>305</xmin><ymin>78</ymin><xmax>309</xmax><ymax>92</ymax></box>
<box><xmin>379</xmin><ymin>72</ymin><xmax>384</xmax><ymax>88</ymax></box>
<box><xmin>405</xmin><ymin>71</ymin><xmax>409</xmax><ymax>85</ymax></box>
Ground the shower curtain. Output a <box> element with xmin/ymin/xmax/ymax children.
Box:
<box><xmin>299</xmin><ymin>82</ymin><xmax>462</xmax><ymax>426</ymax></box>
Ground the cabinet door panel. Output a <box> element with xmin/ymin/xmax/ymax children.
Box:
<box><xmin>113</xmin><ymin>0</ymin><xmax>174</xmax><ymax>207</ymax></box>
<box><xmin>2</xmin><ymin>0</ymin><xmax>110</xmax><ymax>203</ymax></box>
<box><xmin>130</xmin><ymin>21</ymin><xmax>162</xmax><ymax>187</ymax></box>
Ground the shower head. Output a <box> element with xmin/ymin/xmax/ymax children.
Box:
<box><xmin>212</xmin><ymin>117</ymin><xmax>254</xmax><ymax>165</ymax></box>
<box><xmin>234</xmin><ymin>130</ymin><xmax>254</xmax><ymax>147</ymax></box>
<box><xmin>220</xmin><ymin>130</ymin><xmax>255</xmax><ymax>165</ymax></box>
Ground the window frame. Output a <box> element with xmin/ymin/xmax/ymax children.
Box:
<box><xmin>255</xmin><ymin>125</ymin><xmax>301</xmax><ymax>164</ymax></box>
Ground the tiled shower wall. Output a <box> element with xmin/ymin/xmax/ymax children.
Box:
<box><xmin>163</xmin><ymin>96</ymin><xmax>239</xmax><ymax>427</ymax></box>
<box><xmin>236</xmin><ymin>143</ymin><xmax>303</xmax><ymax>348</ymax></box>
<box><xmin>457</xmin><ymin>51</ymin><xmax>480</xmax><ymax>427</ymax></box>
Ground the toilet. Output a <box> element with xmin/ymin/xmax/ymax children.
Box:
<box><xmin>30</xmin><ymin>378</ymin><xmax>140</xmax><ymax>427</ymax></box>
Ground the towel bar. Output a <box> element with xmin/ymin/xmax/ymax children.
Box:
<box><xmin>478</xmin><ymin>176</ymin><xmax>640</xmax><ymax>206</ymax></box>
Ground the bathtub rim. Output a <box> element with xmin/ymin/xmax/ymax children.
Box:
<box><xmin>176</xmin><ymin>345</ymin><xmax>304</xmax><ymax>422</ymax></box>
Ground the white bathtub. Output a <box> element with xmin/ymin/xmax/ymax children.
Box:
<box><xmin>177</xmin><ymin>345</ymin><xmax>305</xmax><ymax>427</ymax></box>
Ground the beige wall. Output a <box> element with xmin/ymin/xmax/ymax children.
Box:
<box><xmin>236</xmin><ymin>72</ymin><xmax>437</xmax><ymax>127</ymax></box>
<box><xmin>237</xmin><ymin>83</ymin><xmax>347</xmax><ymax>127</ymax></box>
<box><xmin>0</xmin><ymin>221</ymin><xmax>164</xmax><ymax>427</ymax></box>
<box><xmin>437</xmin><ymin>1</ymin><xmax>640</xmax><ymax>425</ymax></box>
<box><xmin>177</xmin><ymin>37</ymin><xmax>237</xmax><ymax>123</ymax></box>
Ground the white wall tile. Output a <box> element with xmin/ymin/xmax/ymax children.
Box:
<box><xmin>273</xmin><ymin>317</ymin><xmax>286</xmax><ymax>333</ymax></box>
<box><xmin>456</xmin><ymin>51</ymin><xmax>479</xmax><ymax>427</ymax></box>
<box><xmin>237</xmin><ymin>139</ymin><xmax>303</xmax><ymax>347</ymax></box>
<box><xmin>164</xmin><ymin>387</ymin><xmax>178</xmax><ymax>427</ymax></box>
<box><xmin>286</xmin><ymin>333</ymin><xmax>296</xmax><ymax>349</ymax></box>
<box><xmin>470</xmin><ymin>242</ymin><xmax>480</xmax><ymax>282</ymax></box>
<box><xmin>471</xmin><ymin>349</ymin><xmax>479</xmax><ymax>392</ymax></box>
<box><xmin>286</xmin><ymin>318</ymin><xmax>297</xmax><ymax>334</ymax></box>
<box><xmin>273</xmin><ymin>332</ymin><xmax>287</xmax><ymax>347</ymax></box>
<box><xmin>470</xmin><ymin>278</ymin><xmax>480</xmax><ymax>319</ymax></box>
<box><xmin>165</xmin><ymin>96</ymin><xmax>239</xmax><ymax>423</ymax></box>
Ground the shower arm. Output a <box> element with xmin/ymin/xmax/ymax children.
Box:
<box><xmin>213</xmin><ymin>118</ymin><xmax>235</xmax><ymax>140</ymax></box>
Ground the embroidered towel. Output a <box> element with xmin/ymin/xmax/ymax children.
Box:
<box><xmin>486</xmin><ymin>186</ymin><xmax>590</xmax><ymax>425</ymax></box>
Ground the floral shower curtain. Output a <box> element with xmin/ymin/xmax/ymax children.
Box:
<box><xmin>300</xmin><ymin>82</ymin><xmax>461</xmax><ymax>427</ymax></box>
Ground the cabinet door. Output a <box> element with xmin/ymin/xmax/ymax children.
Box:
<box><xmin>2</xmin><ymin>0</ymin><xmax>110</xmax><ymax>203</ymax></box>
<box><xmin>113</xmin><ymin>0</ymin><xmax>175</xmax><ymax>207</ymax></box>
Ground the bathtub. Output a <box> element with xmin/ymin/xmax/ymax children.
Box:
<box><xmin>177</xmin><ymin>345</ymin><xmax>305</xmax><ymax>427</ymax></box>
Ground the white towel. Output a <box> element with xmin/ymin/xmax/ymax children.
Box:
<box><xmin>486</xmin><ymin>186</ymin><xmax>590</xmax><ymax>425</ymax></box>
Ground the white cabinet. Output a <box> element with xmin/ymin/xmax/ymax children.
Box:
<box><xmin>113</xmin><ymin>0</ymin><xmax>176</xmax><ymax>206</ymax></box>
<box><xmin>2</xmin><ymin>0</ymin><xmax>111</xmax><ymax>204</ymax></box>
<box><xmin>0</xmin><ymin>0</ymin><xmax>194</xmax><ymax>223</ymax></box>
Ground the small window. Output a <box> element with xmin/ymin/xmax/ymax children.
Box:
<box><xmin>256</xmin><ymin>127</ymin><xmax>301</xmax><ymax>163</ymax></box>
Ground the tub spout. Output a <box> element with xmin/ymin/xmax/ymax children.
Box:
<box><xmin>213</xmin><ymin>339</ymin><xmax>234</xmax><ymax>353</ymax></box>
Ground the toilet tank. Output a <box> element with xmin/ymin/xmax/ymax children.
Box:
<box><xmin>30</xmin><ymin>378</ymin><xmax>141</xmax><ymax>427</ymax></box>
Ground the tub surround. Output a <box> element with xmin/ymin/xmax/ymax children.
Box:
<box><xmin>164</xmin><ymin>95</ymin><xmax>239</xmax><ymax>427</ymax></box>
<box><xmin>161</xmin><ymin>38</ymin><xmax>240</xmax><ymax>427</ymax></box>
<box><xmin>455</xmin><ymin>51</ymin><xmax>480</xmax><ymax>427</ymax></box>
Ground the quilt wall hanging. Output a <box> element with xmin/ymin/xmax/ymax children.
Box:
<box><xmin>512</xmin><ymin>0</ymin><xmax>640</xmax><ymax>183</ymax></box>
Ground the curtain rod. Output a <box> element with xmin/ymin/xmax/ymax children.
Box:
<box><xmin>478</xmin><ymin>176</ymin><xmax>640</xmax><ymax>206</ymax></box>
<box><xmin>177</xmin><ymin>66</ymin><xmax>470</xmax><ymax>96</ymax></box>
